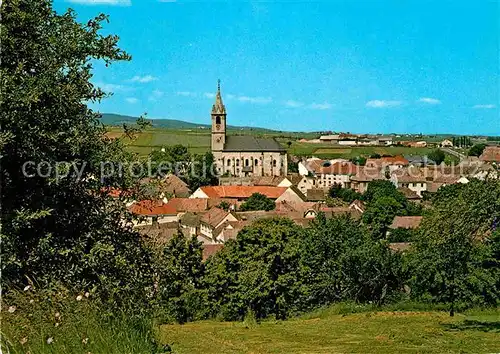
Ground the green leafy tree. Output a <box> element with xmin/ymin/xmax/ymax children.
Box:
<box><xmin>204</xmin><ymin>218</ymin><xmax>303</xmax><ymax>320</ymax></box>
<box><xmin>1</xmin><ymin>0</ymin><xmax>153</xmax><ymax>305</ymax></box>
<box><xmin>363</xmin><ymin>196</ymin><xmax>405</xmax><ymax>239</ymax></box>
<box><xmin>156</xmin><ymin>232</ymin><xmax>206</xmax><ymax>323</ymax></box>
<box><xmin>468</xmin><ymin>143</ymin><xmax>486</xmax><ymax>157</ymax></box>
<box><xmin>328</xmin><ymin>183</ymin><xmax>362</xmax><ymax>203</ymax></box>
<box><xmin>217</xmin><ymin>201</ymin><xmax>231</xmax><ymax>211</ymax></box>
<box><xmin>428</xmin><ymin>149</ymin><xmax>445</xmax><ymax>165</ymax></box>
<box><xmin>408</xmin><ymin>179</ymin><xmax>500</xmax><ymax>315</ymax></box>
<box><xmin>240</xmin><ymin>193</ymin><xmax>276</xmax><ymax>211</ymax></box>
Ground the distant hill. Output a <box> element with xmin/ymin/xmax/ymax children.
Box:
<box><xmin>100</xmin><ymin>113</ymin><xmax>209</xmax><ymax>129</ymax></box>
<box><xmin>100</xmin><ymin>113</ymin><xmax>278</xmax><ymax>133</ymax></box>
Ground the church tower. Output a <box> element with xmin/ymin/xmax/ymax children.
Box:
<box><xmin>211</xmin><ymin>80</ymin><xmax>226</xmax><ymax>152</ymax></box>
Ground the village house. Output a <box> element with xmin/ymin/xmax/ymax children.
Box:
<box><xmin>198</xmin><ymin>207</ymin><xmax>238</xmax><ymax>244</ymax></box>
<box><xmin>391</xmin><ymin>168</ymin><xmax>428</xmax><ymax>197</ymax></box>
<box><xmin>440</xmin><ymin>139</ymin><xmax>454</xmax><ymax>148</ymax></box>
<box><xmin>319</xmin><ymin>134</ymin><xmax>340</xmax><ymax>144</ymax></box>
<box><xmin>365</xmin><ymin>156</ymin><xmax>409</xmax><ymax>171</ymax></box>
<box><xmin>350</xmin><ymin>167</ymin><xmax>385</xmax><ymax>193</ymax></box>
<box><xmin>210</xmin><ymin>81</ymin><xmax>287</xmax><ymax>177</ymax></box>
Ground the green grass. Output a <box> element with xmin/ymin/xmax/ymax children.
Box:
<box><xmin>159</xmin><ymin>306</ymin><xmax>500</xmax><ymax>354</ymax></box>
<box><xmin>108</xmin><ymin>127</ymin><xmax>435</xmax><ymax>159</ymax></box>
<box><xmin>1</xmin><ymin>290</ymin><xmax>159</xmax><ymax>354</ymax></box>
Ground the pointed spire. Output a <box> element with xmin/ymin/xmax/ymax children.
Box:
<box><xmin>212</xmin><ymin>79</ymin><xmax>226</xmax><ymax>114</ymax></box>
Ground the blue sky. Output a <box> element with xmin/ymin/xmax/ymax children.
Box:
<box><xmin>54</xmin><ymin>0</ymin><xmax>499</xmax><ymax>135</ymax></box>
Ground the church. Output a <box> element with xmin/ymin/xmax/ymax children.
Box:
<box><xmin>210</xmin><ymin>81</ymin><xmax>288</xmax><ymax>177</ymax></box>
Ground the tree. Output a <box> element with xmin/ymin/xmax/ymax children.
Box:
<box><xmin>156</xmin><ymin>232</ymin><xmax>206</xmax><ymax>323</ymax></box>
<box><xmin>204</xmin><ymin>218</ymin><xmax>304</xmax><ymax>320</ymax></box>
<box><xmin>240</xmin><ymin>193</ymin><xmax>276</xmax><ymax>211</ymax></box>
<box><xmin>1</xmin><ymin>0</ymin><xmax>153</xmax><ymax>305</ymax></box>
<box><xmin>350</xmin><ymin>156</ymin><xmax>367</xmax><ymax>166</ymax></box>
<box><xmin>363</xmin><ymin>196</ymin><xmax>405</xmax><ymax>239</ymax></box>
<box><xmin>468</xmin><ymin>143</ymin><xmax>486</xmax><ymax>157</ymax></box>
<box><xmin>408</xmin><ymin>179</ymin><xmax>500</xmax><ymax>315</ymax></box>
<box><xmin>328</xmin><ymin>183</ymin><xmax>362</xmax><ymax>203</ymax></box>
<box><xmin>428</xmin><ymin>149</ymin><xmax>445</xmax><ymax>165</ymax></box>
<box><xmin>217</xmin><ymin>201</ymin><xmax>231</xmax><ymax>211</ymax></box>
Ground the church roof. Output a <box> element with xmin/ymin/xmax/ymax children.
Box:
<box><xmin>212</xmin><ymin>79</ymin><xmax>226</xmax><ymax>115</ymax></box>
<box><xmin>223</xmin><ymin>135</ymin><xmax>285</xmax><ymax>152</ymax></box>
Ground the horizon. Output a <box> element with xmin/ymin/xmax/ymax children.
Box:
<box><xmin>101</xmin><ymin>112</ymin><xmax>499</xmax><ymax>137</ymax></box>
<box><xmin>55</xmin><ymin>0</ymin><xmax>499</xmax><ymax>135</ymax></box>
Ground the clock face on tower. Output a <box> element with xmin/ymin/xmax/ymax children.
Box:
<box><xmin>216</xmin><ymin>124</ymin><xmax>220</xmax><ymax>130</ymax></box>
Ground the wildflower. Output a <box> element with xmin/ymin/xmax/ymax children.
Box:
<box><xmin>24</xmin><ymin>285</ymin><xmax>31</xmax><ymax>291</ymax></box>
<box><xmin>82</xmin><ymin>337</ymin><xmax>89</xmax><ymax>345</ymax></box>
<box><xmin>29</xmin><ymin>299</ymin><xmax>35</xmax><ymax>304</ymax></box>
<box><xmin>84</xmin><ymin>292</ymin><xmax>90</xmax><ymax>298</ymax></box>
<box><xmin>20</xmin><ymin>337</ymin><xmax>28</xmax><ymax>345</ymax></box>
<box><xmin>8</xmin><ymin>306</ymin><xmax>16</xmax><ymax>313</ymax></box>
<box><xmin>76</xmin><ymin>295</ymin><xmax>83</xmax><ymax>301</ymax></box>
<box><xmin>55</xmin><ymin>322</ymin><xmax>60</xmax><ymax>327</ymax></box>
<box><xmin>46</xmin><ymin>337</ymin><xmax>54</xmax><ymax>344</ymax></box>
<box><xmin>55</xmin><ymin>312</ymin><xmax>60</xmax><ymax>318</ymax></box>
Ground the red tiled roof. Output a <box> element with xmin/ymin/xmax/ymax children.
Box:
<box><xmin>128</xmin><ymin>200</ymin><xmax>175</xmax><ymax>216</ymax></box>
<box><xmin>366</xmin><ymin>156</ymin><xmax>409</xmax><ymax>167</ymax></box>
<box><xmin>350</xmin><ymin>167</ymin><xmax>384</xmax><ymax>182</ymax></box>
<box><xmin>389</xmin><ymin>216</ymin><xmax>423</xmax><ymax>229</ymax></box>
<box><xmin>199</xmin><ymin>186</ymin><xmax>287</xmax><ymax>199</ymax></box>
<box><xmin>479</xmin><ymin>146</ymin><xmax>500</xmax><ymax>163</ymax></box>
<box><xmin>202</xmin><ymin>244</ymin><xmax>224</xmax><ymax>261</ymax></box>
<box><xmin>399</xmin><ymin>187</ymin><xmax>422</xmax><ymax>199</ymax></box>
<box><xmin>166</xmin><ymin>198</ymin><xmax>208</xmax><ymax>213</ymax></box>
<box><xmin>200</xmin><ymin>207</ymin><xmax>231</xmax><ymax>228</ymax></box>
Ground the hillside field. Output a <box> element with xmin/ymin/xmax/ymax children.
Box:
<box><xmin>107</xmin><ymin>127</ymin><xmax>433</xmax><ymax>158</ymax></box>
<box><xmin>159</xmin><ymin>308</ymin><xmax>500</xmax><ymax>354</ymax></box>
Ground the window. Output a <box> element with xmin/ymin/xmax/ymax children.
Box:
<box><xmin>215</xmin><ymin>116</ymin><xmax>221</xmax><ymax>125</ymax></box>
<box><xmin>273</xmin><ymin>159</ymin><xmax>277</xmax><ymax>167</ymax></box>
<box><xmin>227</xmin><ymin>159</ymin><xmax>231</xmax><ymax>166</ymax></box>
<box><xmin>255</xmin><ymin>159</ymin><xmax>258</xmax><ymax>166</ymax></box>
<box><xmin>236</xmin><ymin>159</ymin><xmax>240</xmax><ymax>166</ymax></box>
<box><xmin>245</xmin><ymin>159</ymin><xmax>249</xmax><ymax>166</ymax></box>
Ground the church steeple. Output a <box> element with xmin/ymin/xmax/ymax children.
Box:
<box><xmin>212</xmin><ymin>79</ymin><xmax>226</xmax><ymax>115</ymax></box>
<box><xmin>211</xmin><ymin>79</ymin><xmax>226</xmax><ymax>152</ymax></box>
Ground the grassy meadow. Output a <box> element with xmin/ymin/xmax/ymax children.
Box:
<box><xmin>106</xmin><ymin>127</ymin><xmax>433</xmax><ymax>158</ymax></box>
<box><xmin>159</xmin><ymin>307</ymin><xmax>500</xmax><ymax>354</ymax></box>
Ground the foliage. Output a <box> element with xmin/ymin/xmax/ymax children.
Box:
<box><xmin>428</xmin><ymin>148</ymin><xmax>445</xmax><ymax>165</ymax></box>
<box><xmin>239</xmin><ymin>193</ymin><xmax>276</xmax><ymax>211</ymax></box>
<box><xmin>155</xmin><ymin>232</ymin><xmax>206</xmax><ymax>323</ymax></box>
<box><xmin>1</xmin><ymin>0</ymin><xmax>153</xmax><ymax>307</ymax></box>
<box><xmin>299</xmin><ymin>214</ymin><xmax>402</xmax><ymax>306</ymax></box>
<box><xmin>217</xmin><ymin>201</ymin><xmax>231</xmax><ymax>211</ymax></box>
<box><xmin>407</xmin><ymin>179</ymin><xmax>500</xmax><ymax>315</ymax></box>
<box><xmin>363</xmin><ymin>196</ymin><xmax>406</xmax><ymax>239</ymax></box>
<box><xmin>387</xmin><ymin>227</ymin><xmax>414</xmax><ymax>242</ymax></box>
<box><xmin>468</xmin><ymin>143</ymin><xmax>487</xmax><ymax>157</ymax></box>
<box><xmin>287</xmin><ymin>160</ymin><xmax>299</xmax><ymax>173</ymax></box>
<box><xmin>204</xmin><ymin>218</ymin><xmax>304</xmax><ymax>320</ymax></box>
<box><xmin>328</xmin><ymin>183</ymin><xmax>362</xmax><ymax>203</ymax></box>
<box><xmin>361</xmin><ymin>180</ymin><xmax>414</xmax><ymax>238</ymax></box>
<box><xmin>2</xmin><ymin>287</ymin><xmax>162</xmax><ymax>354</ymax></box>
<box><xmin>350</xmin><ymin>156</ymin><xmax>367</xmax><ymax>166</ymax></box>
